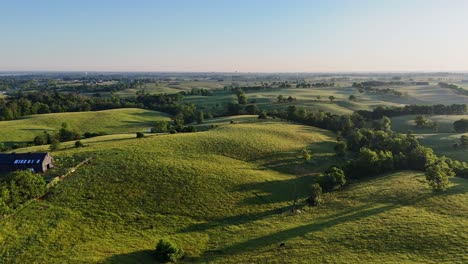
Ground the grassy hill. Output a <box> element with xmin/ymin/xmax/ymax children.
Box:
<box><xmin>390</xmin><ymin>115</ymin><xmax>468</xmax><ymax>162</ymax></box>
<box><xmin>0</xmin><ymin>121</ymin><xmax>466</xmax><ymax>263</ymax></box>
<box><xmin>0</xmin><ymin>108</ymin><xmax>171</xmax><ymax>146</ymax></box>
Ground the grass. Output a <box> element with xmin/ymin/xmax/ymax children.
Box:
<box><xmin>390</xmin><ymin>115</ymin><xmax>468</xmax><ymax>162</ymax></box>
<box><xmin>0</xmin><ymin>108</ymin><xmax>171</xmax><ymax>146</ymax></box>
<box><xmin>0</xmin><ymin>121</ymin><xmax>466</xmax><ymax>263</ymax></box>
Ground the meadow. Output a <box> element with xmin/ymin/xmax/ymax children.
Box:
<box><xmin>0</xmin><ymin>75</ymin><xmax>467</xmax><ymax>263</ymax></box>
<box><xmin>0</xmin><ymin>121</ymin><xmax>466</xmax><ymax>263</ymax></box>
<box><xmin>390</xmin><ymin>115</ymin><xmax>468</xmax><ymax>162</ymax></box>
<box><xmin>0</xmin><ymin>108</ymin><xmax>170</xmax><ymax>146</ymax></box>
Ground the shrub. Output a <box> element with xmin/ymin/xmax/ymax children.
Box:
<box><xmin>258</xmin><ymin>111</ymin><xmax>268</xmax><ymax>119</ymax></box>
<box><xmin>334</xmin><ymin>141</ymin><xmax>346</xmax><ymax>157</ymax></box>
<box><xmin>308</xmin><ymin>183</ymin><xmax>322</xmax><ymax>206</ymax></box>
<box><xmin>425</xmin><ymin>158</ymin><xmax>454</xmax><ymax>192</ymax></box>
<box><xmin>136</xmin><ymin>132</ymin><xmax>145</xmax><ymax>138</ymax></box>
<box><xmin>320</xmin><ymin>167</ymin><xmax>346</xmax><ymax>192</ymax></box>
<box><xmin>155</xmin><ymin>239</ymin><xmax>184</xmax><ymax>263</ymax></box>
<box><xmin>49</xmin><ymin>139</ymin><xmax>61</xmax><ymax>152</ymax></box>
<box><xmin>75</xmin><ymin>140</ymin><xmax>84</xmax><ymax>148</ymax></box>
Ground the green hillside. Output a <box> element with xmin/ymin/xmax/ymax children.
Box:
<box><xmin>0</xmin><ymin>108</ymin><xmax>171</xmax><ymax>145</ymax></box>
<box><xmin>390</xmin><ymin>115</ymin><xmax>468</xmax><ymax>162</ymax></box>
<box><xmin>0</xmin><ymin>121</ymin><xmax>466</xmax><ymax>263</ymax></box>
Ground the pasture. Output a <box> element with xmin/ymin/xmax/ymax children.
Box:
<box><xmin>0</xmin><ymin>108</ymin><xmax>170</xmax><ymax>146</ymax></box>
<box><xmin>0</xmin><ymin>121</ymin><xmax>466</xmax><ymax>263</ymax></box>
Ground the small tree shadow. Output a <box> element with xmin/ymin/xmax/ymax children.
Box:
<box><xmin>102</xmin><ymin>249</ymin><xmax>155</xmax><ymax>264</ymax></box>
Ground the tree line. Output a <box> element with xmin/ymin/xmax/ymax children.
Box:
<box><xmin>356</xmin><ymin>104</ymin><xmax>467</xmax><ymax>120</ymax></box>
<box><xmin>438</xmin><ymin>82</ymin><xmax>468</xmax><ymax>96</ymax></box>
<box><xmin>269</xmin><ymin>106</ymin><xmax>468</xmax><ymax>196</ymax></box>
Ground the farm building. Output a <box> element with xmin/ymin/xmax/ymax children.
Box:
<box><xmin>0</xmin><ymin>152</ymin><xmax>53</xmax><ymax>173</ymax></box>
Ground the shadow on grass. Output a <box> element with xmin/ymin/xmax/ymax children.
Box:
<box><xmin>179</xmin><ymin>205</ymin><xmax>293</xmax><ymax>234</ymax></box>
<box><xmin>102</xmin><ymin>249</ymin><xmax>154</xmax><ymax>264</ymax></box>
<box><xmin>197</xmin><ymin>182</ymin><xmax>466</xmax><ymax>261</ymax></box>
<box><xmin>198</xmin><ymin>203</ymin><xmax>402</xmax><ymax>262</ymax></box>
<box><xmin>234</xmin><ymin>175</ymin><xmax>316</xmax><ymax>206</ymax></box>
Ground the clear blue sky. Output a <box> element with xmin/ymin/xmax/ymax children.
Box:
<box><xmin>1</xmin><ymin>0</ymin><xmax>468</xmax><ymax>72</ymax></box>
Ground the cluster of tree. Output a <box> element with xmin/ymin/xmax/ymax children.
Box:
<box><xmin>0</xmin><ymin>91</ymin><xmax>143</xmax><ymax>121</ymax></box>
<box><xmin>271</xmin><ymin>106</ymin><xmax>464</xmax><ymax>194</ymax></box>
<box><xmin>438</xmin><ymin>82</ymin><xmax>468</xmax><ymax>96</ymax></box>
<box><xmin>276</xmin><ymin>95</ymin><xmax>297</xmax><ymax>103</ymax></box>
<box><xmin>356</xmin><ymin>104</ymin><xmax>467</xmax><ymax>120</ymax></box>
<box><xmin>453</xmin><ymin>135</ymin><xmax>468</xmax><ymax>149</ymax></box>
<box><xmin>0</xmin><ymin>90</ymin><xmax>205</xmax><ymax>125</ymax></box>
<box><xmin>59</xmin><ymin>80</ymin><xmax>140</xmax><ymax>93</ymax></box>
<box><xmin>269</xmin><ymin>106</ymin><xmax>362</xmax><ymax>133</ymax></box>
<box><xmin>151</xmin><ymin>119</ymin><xmax>196</xmax><ymax>134</ymax></box>
<box><xmin>33</xmin><ymin>123</ymin><xmax>80</xmax><ymax>148</ymax></box>
<box><xmin>353</xmin><ymin>84</ymin><xmax>404</xmax><ymax>97</ymax></box>
<box><xmin>352</xmin><ymin>81</ymin><xmax>407</xmax><ymax>87</ymax></box>
<box><xmin>295</xmin><ymin>82</ymin><xmax>335</xmax><ymax>88</ymax></box>
<box><xmin>0</xmin><ymin>170</ymin><xmax>47</xmax><ymax>215</ymax></box>
<box><xmin>414</xmin><ymin>115</ymin><xmax>438</xmax><ymax>131</ymax></box>
<box><xmin>226</xmin><ymin>85</ymin><xmax>273</xmax><ymax>92</ymax></box>
<box><xmin>453</xmin><ymin>118</ymin><xmax>468</xmax><ymax>132</ymax></box>
<box><xmin>179</xmin><ymin>88</ymin><xmax>213</xmax><ymax>96</ymax></box>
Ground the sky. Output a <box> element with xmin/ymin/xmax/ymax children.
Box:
<box><xmin>1</xmin><ymin>0</ymin><xmax>468</xmax><ymax>72</ymax></box>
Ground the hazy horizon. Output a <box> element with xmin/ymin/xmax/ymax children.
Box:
<box><xmin>2</xmin><ymin>0</ymin><xmax>468</xmax><ymax>72</ymax></box>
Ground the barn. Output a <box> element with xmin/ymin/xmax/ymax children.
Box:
<box><xmin>0</xmin><ymin>152</ymin><xmax>53</xmax><ymax>173</ymax></box>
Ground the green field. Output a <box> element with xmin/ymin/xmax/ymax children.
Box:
<box><xmin>0</xmin><ymin>108</ymin><xmax>170</xmax><ymax>146</ymax></box>
<box><xmin>390</xmin><ymin>115</ymin><xmax>468</xmax><ymax>162</ymax></box>
<box><xmin>0</xmin><ymin>121</ymin><xmax>466</xmax><ymax>263</ymax></box>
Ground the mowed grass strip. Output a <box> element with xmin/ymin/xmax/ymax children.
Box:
<box><xmin>0</xmin><ymin>108</ymin><xmax>171</xmax><ymax>145</ymax></box>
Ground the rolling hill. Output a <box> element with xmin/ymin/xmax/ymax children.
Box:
<box><xmin>0</xmin><ymin>121</ymin><xmax>466</xmax><ymax>263</ymax></box>
<box><xmin>0</xmin><ymin>108</ymin><xmax>171</xmax><ymax>146</ymax></box>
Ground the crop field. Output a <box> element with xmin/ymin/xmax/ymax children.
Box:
<box><xmin>0</xmin><ymin>121</ymin><xmax>466</xmax><ymax>263</ymax></box>
<box><xmin>0</xmin><ymin>108</ymin><xmax>170</xmax><ymax>146</ymax></box>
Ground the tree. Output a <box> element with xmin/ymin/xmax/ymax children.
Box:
<box><xmin>258</xmin><ymin>111</ymin><xmax>268</xmax><ymax>119</ymax></box>
<box><xmin>414</xmin><ymin>115</ymin><xmax>428</xmax><ymax>128</ymax></box>
<box><xmin>301</xmin><ymin>148</ymin><xmax>311</xmax><ymax>161</ymax></box>
<box><xmin>408</xmin><ymin>145</ymin><xmax>436</xmax><ymax>170</ymax></box>
<box><xmin>9</xmin><ymin>170</ymin><xmax>47</xmax><ymax>208</ymax></box>
<box><xmin>33</xmin><ymin>134</ymin><xmax>48</xmax><ymax>146</ymax></box>
<box><xmin>155</xmin><ymin>239</ymin><xmax>184</xmax><ymax>263</ymax></box>
<box><xmin>320</xmin><ymin>167</ymin><xmax>346</xmax><ymax>192</ymax></box>
<box><xmin>453</xmin><ymin>118</ymin><xmax>468</xmax><ymax>132</ymax></box>
<box><xmin>136</xmin><ymin>132</ymin><xmax>145</xmax><ymax>138</ymax></box>
<box><xmin>245</xmin><ymin>104</ymin><xmax>258</xmax><ymax>115</ymax></box>
<box><xmin>328</xmin><ymin>96</ymin><xmax>335</xmax><ymax>102</ymax></box>
<box><xmin>425</xmin><ymin>158</ymin><xmax>454</xmax><ymax>192</ymax></box>
<box><xmin>58</xmin><ymin>123</ymin><xmax>80</xmax><ymax>142</ymax></box>
<box><xmin>431</xmin><ymin>121</ymin><xmax>439</xmax><ymax>132</ymax></box>
<box><xmin>75</xmin><ymin>140</ymin><xmax>84</xmax><ymax>148</ymax></box>
<box><xmin>349</xmin><ymin>94</ymin><xmax>356</xmax><ymax>101</ymax></box>
<box><xmin>226</xmin><ymin>103</ymin><xmax>242</xmax><ymax>115</ymax></box>
<box><xmin>277</xmin><ymin>95</ymin><xmax>284</xmax><ymax>103</ymax></box>
<box><xmin>334</xmin><ymin>141</ymin><xmax>346</xmax><ymax>157</ymax></box>
<box><xmin>316</xmin><ymin>95</ymin><xmax>321</xmax><ymax>101</ymax></box>
<box><xmin>196</xmin><ymin>111</ymin><xmax>204</xmax><ymax>124</ymax></box>
<box><xmin>49</xmin><ymin>139</ymin><xmax>61</xmax><ymax>152</ymax></box>
<box><xmin>237</xmin><ymin>92</ymin><xmax>247</xmax><ymax>105</ymax></box>
<box><xmin>308</xmin><ymin>183</ymin><xmax>322</xmax><ymax>206</ymax></box>
<box><xmin>287</xmin><ymin>105</ymin><xmax>297</xmax><ymax>120</ymax></box>
<box><xmin>152</xmin><ymin>121</ymin><xmax>168</xmax><ymax>133</ymax></box>
<box><xmin>382</xmin><ymin>116</ymin><xmax>391</xmax><ymax>132</ymax></box>
<box><xmin>459</xmin><ymin>135</ymin><xmax>468</xmax><ymax>147</ymax></box>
